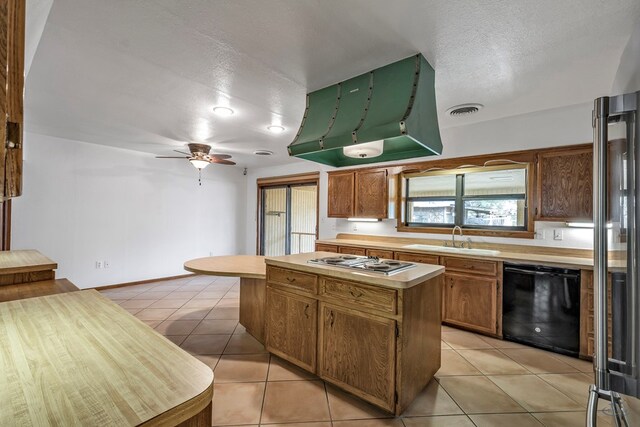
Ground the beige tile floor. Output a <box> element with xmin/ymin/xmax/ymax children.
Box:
<box><xmin>101</xmin><ymin>275</ymin><xmax>616</xmax><ymax>427</ymax></box>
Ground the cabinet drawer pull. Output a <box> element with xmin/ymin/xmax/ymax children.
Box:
<box><xmin>349</xmin><ymin>289</ymin><xmax>364</xmax><ymax>298</ymax></box>
<box><xmin>286</xmin><ymin>276</ymin><xmax>296</xmax><ymax>283</ymax></box>
<box><xmin>304</xmin><ymin>304</ymin><xmax>310</xmax><ymax>318</ymax></box>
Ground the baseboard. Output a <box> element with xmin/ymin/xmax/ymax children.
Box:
<box><xmin>91</xmin><ymin>273</ymin><xmax>196</xmax><ymax>290</ymax></box>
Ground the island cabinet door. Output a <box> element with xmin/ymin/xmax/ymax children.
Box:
<box><xmin>318</xmin><ymin>302</ymin><xmax>396</xmax><ymax>412</ymax></box>
<box><xmin>443</xmin><ymin>273</ymin><xmax>498</xmax><ymax>335</ymax></box>
<box><xmin>265</xmin><ymin>287</ymin><xmax>317</xmax><ymax>372</ymax></box>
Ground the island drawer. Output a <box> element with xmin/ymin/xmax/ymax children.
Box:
<box><xmin>441</xmin><ymin>257</ymin><xmax>498</xmax><ymax>276</ymax></box>
<box><xmin>267</xmin><ymin>266</ymin><xmax>318</xmax><ymax>294</ymax></box>
<box><xmin>319</xmin><ymin>277</ymin><xmax>396</xmax><ymax>314</ymax></box>
<box><xmin>394</xmin><ymin>252</ymin><xmax>439</xmax><ymax>265</ymax></box>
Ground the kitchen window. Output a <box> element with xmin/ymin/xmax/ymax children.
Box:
<box><xmin>403</xmin><ymin>164</ymin><xmax>529</xmax><ymax>232</ymax></box>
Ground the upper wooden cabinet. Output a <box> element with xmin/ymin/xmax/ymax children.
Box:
<box><xmin>327</xmin><ymin>168</ymin><xmax>389</xmax><ymax>219</ymax></box>
<box><xmin>1</xmin><ymin>0</ymin><xmax>25</xmax><ymax>200</ymax></box>
<box><xmin>355</xmin><ymin>169</ymin><xmax>388</xmax><ymax>218</ymax></box>
<box><xmin>536</xmin><ymin>147</ymin><xmax>593</xmax><ymax>221</ymax></box>
<box><xmin>327</xmin><ymin>171</ymin><xmax>355</xmax><ymax>218</ymax></box>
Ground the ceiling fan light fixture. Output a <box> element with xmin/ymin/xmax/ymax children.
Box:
<box><xmin>189</xmin><ymin>159</ymin><xmax>210</xmax><ymax>170</ymax></box>
<box><xmin>213</xmin><ymin>106</ymin><xmax>234</xmax><ymax>116</ymax></box>
<box><xmin>267</xmin><ymin>125</ymin><xmax>285</xmax><ymax>134</ymax></box>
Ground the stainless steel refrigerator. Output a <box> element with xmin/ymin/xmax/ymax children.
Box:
<box><xmin>588</xmin><ymin>91</ymin><xmax>640</xmax><ymax>426</ymax></box>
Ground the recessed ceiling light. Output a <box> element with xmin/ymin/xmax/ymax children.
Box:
<box><xmin>267</xmin><ymin>125</ymin><xmax>285</xmax><ymax>133</ymax></box>
<box><xmin>254</xmin><ymin>150</ymin><xmax>274</xmax><ymax>156</ymax></box>
<box><xmin>213</xmin><ymin>106</ymin><xmax>234</xmax><ymax>116</ymax></box>
<box><xmin>446</xmin><ymin>103</ymin><xmax>483</xmax><ymax>117</ymax></box>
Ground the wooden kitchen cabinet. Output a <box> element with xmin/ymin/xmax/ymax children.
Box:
<box><xmin>263</xmin><ymin>263</ymin><xmax>442</xmax><ymax>415</ymax></box>
<box><xmin>0</xmin><ymin>0</ymin><xmax>25</xmax><ymax>201</ymax></box>
<box><xmin>536</xmin><ymin>146</ymin><xmax>593</xmax><ymax>220</ymax></box>
<box><xmin>315</xmin><ymin>243</ymin><xmax>339</xmax><ymax>253</ymax></box>
<box><xmin>328</xmin><ymin>171</ymin><xmax>355</xmax><ymax>217</ymax></box>
<box><xmin>355</xmin><ymin>169</ymin><xmax>388</xmax><ymax>218</ymax></box>
<box><xmin>338</xmin><ymin>245</ymin><xmax>367</xmax><ymax>256</ymax></box>
<box><xmin>443</xmin><ymin>272</ymin><xmax>498</xmax><ymax>335</ymax></box>
<box><xmin>265</xmin><ymin>286</ymin><xmax>317</xmax><ymax>372</ymax></box>
<box><xmin>318</xmin><ymin>302</ymin><xmax>396</xmax><ymax>412</ymax></box>
<box><xmin>366</xmin><ymin>248</ymin><xmax>395</xmax><ymax>259</ymax></box>
<box><xmin>327</xmin><ymin>168</ymin><xmax>389</xmax><ymax>219</ymax></box>
<box><xmin>580</xmin><ymin>269</ymin><xmax>613</xmax><ymax>359</ymax></box>
<box><xmin>394</xmin><ymin>252</ymin><xmax>439</xmax><ymax>265</ymax></box>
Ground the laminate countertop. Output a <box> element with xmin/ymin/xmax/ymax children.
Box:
<box><xmin>266</xmin><ymin>251</ymin><xmax>444</xmax><ymax>289</ymax></box>
<box><xmin>184</xmin><ymin>255</ymin><xmax>266</xmax><ymax>279</ymax></box>
<box><xmin>316</xmin><ymin>238</ymin><xmax>596</xmax><ymax>270</ymax></box>
<box><xmin>0</xmin><ymin>290</ymin><xmax>214</xmax><ymax>426</ymax></box>
<box><xmin>0</xmin><ymin>249</ymin><xmax>57</xmax><ymax>274</ymax></box>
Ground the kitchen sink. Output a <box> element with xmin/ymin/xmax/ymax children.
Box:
<box><xmin>402</xmin><ymin>244</ymin><xmax>501</xmax><ymax>256</ymax></box>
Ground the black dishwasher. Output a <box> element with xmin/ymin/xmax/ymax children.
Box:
<box><xmin>502</xmin><ymin>263</ymin><xmax>581</xmax><ymax>357</ymax></box>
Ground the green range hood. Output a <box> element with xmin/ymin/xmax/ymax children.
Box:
<box><xmin>288</xmin><ymin>54</ymin><xmax>442</xmax><ymax>168</ymax></box>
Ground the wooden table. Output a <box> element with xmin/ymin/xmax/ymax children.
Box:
<box><xmin>0</xmin><ymin>290</ymin><xmax>214</xmax><ymax>426</ymax></box>
<box><xmin>184</xmin><ymin>256</ymin><xmax>266</xmax><ymax>343</ymax></box>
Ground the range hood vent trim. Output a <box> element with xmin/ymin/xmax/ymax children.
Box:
<box><xmin>288</xmin><ymin>54</ymin><xmax>442</xmax><ymax>167</ymax></box>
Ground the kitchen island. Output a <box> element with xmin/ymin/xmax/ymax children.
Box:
<box><xmin>184</xmin><ymin>255</ymin><xmax>267</xmax><ymax>343</ymax></box>
<box><xmin>264</xmin><ymin>252</ymin><xmax>444</xmax><ymax>415</ymax></box>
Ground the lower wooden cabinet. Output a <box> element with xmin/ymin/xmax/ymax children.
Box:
<box><xmin>315</xmin><ymin>243</ymin><xmax>339</xmax><ymax>253</ymax></box>
<box><xmin>338</xmin><ymin>246</ymin><xmax>367</xmax><ymax>256</ymax></box>
<box><xmin>318</xmin><ymin>302</ymin><xmax>396</xmax><ymax>412</ymax></box>
<box><xmin>443</xmin><ymin>272</ymin><xmax>498</xmax><ymax>335</ymax></box>
<box><xmin>263</xmin><ymin>264</ymin><xmax>442</xmax><ymax>415</ymax></box>
<box><xmin>394</xmin><ymin>252</ymin><xmax>439</xmax><ymax>265</ymax></box>
<box><xmin>265</xmin><ymin>286</ymin><xmax>317</xmax><ymax>372</ymax></box>
<box><xmin>366</xmin><ymin>248</ymin><xmax>394</xmax><ymax>259</ymax></box>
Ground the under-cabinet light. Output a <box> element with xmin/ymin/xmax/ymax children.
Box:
<box><xmin>565</xmin><ymin>222</ymin><xmax>613</xmax><ymax>229</ymax></box>
<box><xmin>347</xmin><ymin>218</ymin><xmax>381</xmax><ymax>222</ymax></box>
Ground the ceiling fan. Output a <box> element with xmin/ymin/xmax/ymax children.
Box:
<box><xmin>156</xmin><ymin>143</ymin><xmax>236</xmax><ymax>185</ymax></box>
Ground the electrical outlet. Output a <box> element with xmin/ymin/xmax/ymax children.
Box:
<box><xmin>95</xmin><ymin>261</ymin><xmax>102</xmax><ymax>269</ymax></box>
<box><xmin>103</xmin><ymin>260</ymin><xmax>110</xmax><ymax>269</ymax></box>
<box><xmin>535</xmin><ymin>229</ymin><xmax>545</xmax><ymax>240</ymax></box>
<box><xmin>352</xmin><ymin>224</ymin><xmax>358</xmax><ymax>232</ymax></box>
<box><xmin>209</xmin><ymin>251</ymin><xmax>214</xmax><ymax>257</ymax></box>
<box><xmin>553</xmin><ymin>229</ymin><xmax>563</xmax><ymax>240</ymax></box>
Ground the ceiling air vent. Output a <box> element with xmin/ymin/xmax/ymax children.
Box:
<box><xmin>253</xmin><ymin>150</ymin><xmax>274</xmax><ymax>156</ymax></box>
<box><xmin>447</xmin><ymin>103</ymin><xmax>483</xmax><ymax>117</ymax></box>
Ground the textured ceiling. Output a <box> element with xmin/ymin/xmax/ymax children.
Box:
<box><xmin>25</xmin><ymin>0</ymin><xmax>640</xmax><ymax>168</ymax></box>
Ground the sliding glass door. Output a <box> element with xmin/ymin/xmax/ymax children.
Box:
<box><xmin>259</xmin><ymin>183</ymin><xmax>318</xmax><ymax>256</ymax></box>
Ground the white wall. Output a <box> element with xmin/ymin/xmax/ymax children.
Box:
<box><xmin>612</xmin><ymin>20</ymin><xmax>640</xmax><ymax>94</ymax></box>
<box><xmin>244</xmin><ymin>102</ymin><xmax>595</xmax><ymax>253</ymax></box>
<box><xmin>12</xmin><ymin>132</ymin><xmax>247</xmax><ymax>288</ymax></box>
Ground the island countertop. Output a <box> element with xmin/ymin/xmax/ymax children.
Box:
<box><xmin>184</xmin><ymin>255</ymin><xmax>266</xmax><ymax>279</ymax></box>
<box><xmin>265</xmin><ymin>251</ymin><xmax>444</xmax><ymax>289</ymax></box>
<box><xmin>0</xmin><ymin>290</ymin><xmax>214</xmax><ymax>426</ymax></box>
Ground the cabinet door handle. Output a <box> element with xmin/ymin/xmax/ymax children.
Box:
<box><xmin>329</xmin><ymin>310</ymin><xmax>335</xmax><ymax>327</ymax></box>
<box><xmin>304</xmin><ymin>304</ymin><xmax>310</xmax><ymax>318</ymax></box>
<box><xmin>286</xmin><ymin>276</ymin><xmax>296</xmax><ymax>283</ymax></box>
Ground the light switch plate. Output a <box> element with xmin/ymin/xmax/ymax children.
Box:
<box><xmin>553</xmin><ymin>229</ymin><xmax>563</xmax><ymax>240</ymax></box>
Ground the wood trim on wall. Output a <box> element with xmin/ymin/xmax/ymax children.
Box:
<box><xmin>257</xmin><ymin>172</ymin><xmax>320</xmax><ymax>186</ymax></box>
<box><xmin>256</xmin><ymin>173</ymin><xmax>321</xmax><ymax>255</ymax></box>
<box><xmin>90</xmin><ymin>273</ymin><xmax>195</xmax><ymax>290</ymax></box>
<box><xmin>0</xmin><ymin>200</ymin><xmax>11</xmax><ymax>250</ymax></box>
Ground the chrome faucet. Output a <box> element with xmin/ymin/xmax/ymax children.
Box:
<box><xmin>451</xmin><ymin>226</ymin><xmax>463</xmax><ymax>248</ymax></box>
